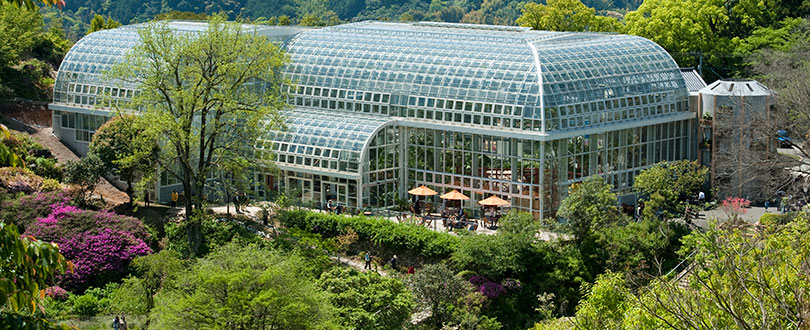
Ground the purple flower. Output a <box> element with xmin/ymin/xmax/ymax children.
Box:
<box><xmin>478</xmin><ymin>281</ymin><xmax>506</xmax><ymax>298</ymax></box>
<box><xmin>45</xmin><ymin>286</ymin><xmax>69</xmax><ymax>301</ymax></box>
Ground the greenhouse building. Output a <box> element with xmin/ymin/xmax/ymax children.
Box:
<box><xmin>50</xmin><ymin>21</ymin><xmax>696</xmax><ymax>218</ymax></box>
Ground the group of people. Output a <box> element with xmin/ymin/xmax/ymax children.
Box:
<box><xmin>363</xmin><ymin>252</ymin><xmax>415</xmax><ymax>274</ymax></box>
<box><xmin>112</xmin><ymin>315</ymin><xmax>128</xmax><ymax>330</ymax></box>
<box><xmin>325</xmin><ymin>199</ymin><xmax>345</xmax><ymax>214</ymax></box>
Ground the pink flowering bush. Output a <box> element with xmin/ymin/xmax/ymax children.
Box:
<box><xmin>24</xmin><ymin>202</ymin><xmax>152</xmax><ymax>292</ymax></box>
<box><xmin>468</xmin><ymin>276</ymin><xmax>507</xmax><ymax>298</ymax></box>
<box><xmin>45</xmin><ymin>286</ymin><xmax>69</xmax><ymax>301</ymax></box>
<box><xmin>58</xmin><ymin>228</ymin><xmax>151</xmax><ymax>290</ymax></box>
<box><xmin>0</xmin><ymin>189</ymin><xmax>73</xmax><ymax>231</ymax></box>
<box><xmin>720</xmin><ymin>197</ymin><xmax>751</xmax><ymax>222</ymax></box>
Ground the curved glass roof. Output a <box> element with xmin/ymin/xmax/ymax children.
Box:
<box><xmin>53</xmin><ymin>20</ymin><xmax>689</xmax><ymax>148</ymax></box>
<box><xmin>52</xmin><ymin>21</ymin><xmax>305</xmax><ymax>110</ymax></box>
<box><xmin>284</xmin><ymin>21</ymin><xmax>689</xmax><ymax>134</ymax></box>
<box><xmin>258</xmin><ymin>108</ymin><xmax>395</xmax><ymax>176</ymax></box>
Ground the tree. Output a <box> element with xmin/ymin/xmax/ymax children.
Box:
<box><xmin>278</xmin><ymin>15</ymin><xmax>291</xmax><ymax>25</ymax></box>
<box><xmin>556</xmin><ymin>176</ymin><xmax>623</xmax><ymax>243</ymax></box>
<box><xmin>752</xmin><ymin>20</ymin><xmax>810</xmax><ymax>194</ymax></box>
<box><xmin>111</xmin><ymin>250</ymin><xmax>185</xmax><ymax>319</ymax></box>
<box><xmin>86</xmin><ymin>14</ymin><xmax>120</xmax><ymax>34</ymax></box>
<box><xmin>516</xmin><ymin>0</ymin><xmax>621</xmax><ymax>32</ymax></box>
<box><xmin>2</xmin><ymin>0</ymin><xmax>63</xmax><ymax>10</ymax></box>
<box><xmin>624</xmin><ymin>0</ymin><xmax>734</xmax><ymax>72</ymax></box>
<box><xmin>633</xmin><ymin>160</ymin><xmax>708</xmax><ymax>216</ymax></box>
<box><xmin>317</xmin><ymin>267</ymin><xmax>414</xmax><ymax>330</ymax></box>
<box><xmin>89</xmin><ymin>115</ymin><xmax>158</xmax><ymax>204</ymax></box>
<box><xmin>406</xmin><ymin>263</ymin><xmax>470</xmax><ymax>327</ymax></box>
<box><xmin>541</xmin><ymin>214</ymin><xmax>810</xmax><ymax>329</ymax></box>
<box><xmin>452</xmin><ymin>210</ymin><xmax>546</xmax><ymax>281</ymax></box>
<box><xmin>63</xmin><ymin>152</ymin><xmax>104</xmax><ymax>204</ymax></box>
<box><xmin>149</xmin><ymin>243</ymin><xmax>337</xmax><ymax>329</ymax></box>
<box><xmin>0</xmin><ymin>222</ymin><xmax>73</xmax><ymax>330</ymax></box>
<box><xmin>0</xmin><ymin>3</ymin><xmax>43</xmax><ymax>67</ymax></box>
<box><xmin>299</xmin><ymin>13</ymin><xmax>324</xmax><ymax>26</ymax></box>
<box><xmin>108</xmin><ymin>17</ymin><xmax>288</xmax><ymax>255</ymax></box>
<box><xmin>0</xmin><ymin>124</ymin><xmax>25</xmax><ymax>167</ymax></box>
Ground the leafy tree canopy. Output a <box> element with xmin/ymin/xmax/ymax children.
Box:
<box><xmin>556</xmin><ymin>176</ymin><xmax>623</xmax><ymax>243</ymax></box>
<box><xmin>317</xmin><ymin>267</ymin><xmax>414</xmax><ymax>330</ymax></box>
<box><xmin>516</xmin><ymin>0</ymin><xmax>621</xmax><ymax>32</ymax></box>
<box><xmin>108</xmin><ymin>16</ymin><xmax>288</xmax><ymax>255</ymax></box>
<box><xmin>86</xmin><ymin>14</ymin><xmax>120</xmax><ymax>34</ymax></box>
<box><xmin>149</xmin><ymin>243</ymin><xmax>338</xmax><ymax>329</ymax></box>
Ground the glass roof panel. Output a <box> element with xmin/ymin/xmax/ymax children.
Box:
<box><xmin>257</xmin><ymin>107</ymin><xmax>395</xmax><ymax>175</ymax></box>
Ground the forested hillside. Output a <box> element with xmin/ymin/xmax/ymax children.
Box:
<box><xmin>41</xmin><ymin>0</ymin><xmax>641</xmax><ymax>38</ymax></box>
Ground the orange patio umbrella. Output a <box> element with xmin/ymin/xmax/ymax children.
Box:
<box><xmin>440</xmin><ymin>189</ymin><xmax>469</xmax><ymax>200</ymax></box>
<box><xmin>478</xmin><ymin>195</ymin><xmax>510</xmax><ymax>206</ymax></box>
<box><xmin>408</xmin><ymin>185</ymin><xmax>438</xmax><ymax>196</ymax></box>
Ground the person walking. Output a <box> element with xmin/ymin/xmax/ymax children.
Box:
<box><xmin>326</xmin><ymin>199</ymin><xmax>334</xmax><ymax>213</ymax></box>
<box><xmin>390</xmin><ymin>255</ymin><xmax>398</xmax><ymax>272</ymax></box>
<box><xmin>234</xmin><ymin>193</ymin><xmax>240</xmax><ymax>213</ymax></box>
<box><xmin>364</xmin><ymin>251</ymin><xmax>371</xmax><ymax>270</ymax></box>
<box><xmin>112</xmin><ymin>316</ymin><xmax>120</xmax><ymax>330</ymax></box>
<box><xmin>171</xmin><ymin>190</ymin><xmax>178</xmax><ymax>208</ymax></box>
<box><xmin>120</xmin><ymin>314</ymin><xmax>128</xmax><ymax>330</ymax></box>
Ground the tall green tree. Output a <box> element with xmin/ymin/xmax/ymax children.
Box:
<box><xmin>556</xmin><ymin>176</ymin><xmax>622</xmax><ymax>243</ymax></box>
<box><xmin>317</xmin><ymin>267</ymin><xmax>414</xmax><ymax>330</ymax></box>
<box><xmin>406</xmin><ymin>263</ymin><xmax>470</xmax><ymax>328</ymax></box>
<box><xmin>633</xmin><ymin>160</ymin><xmax>708</xmax><ymax>217</ymax></box>
<box><xmin>516</xmin><ymin>0</ymin><xmax>621</xmax><ymax>32</ymax></box>
<box><xmin>108</xmin><ymin>16</ymin><xmax>288</xmax><ymax>255</ymax></box>
<box><xmin>149</xmin><ymin>243</ymin><xmax>337</xmax><ymax>329</ymax></box>
<box><xmin>0</xmin><ymin>3</ymin><xmax>43</xmax><ymax>67</ymax></box>
<box><xmin>89</xmin><ymin>115</ymin><xmax>158</xmax><ymax>204</ymax></box>
<box><xmin>86</xmin><ymin>14</ymin><xmax>120</xmax><ymax>34</ymax></box>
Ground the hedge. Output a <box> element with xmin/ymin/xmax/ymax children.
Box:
<box><xmin>278</xmin><ymin>210</ymin><xmax>459</xmax><ymax>260</ymax></box>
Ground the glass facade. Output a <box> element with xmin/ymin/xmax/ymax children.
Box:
<box><xmin>51</xmin><ymin>21</ymin><xmax>695</xmax><ymax>217</ymax></box>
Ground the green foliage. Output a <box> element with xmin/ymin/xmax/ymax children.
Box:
<box><xmin>584</xmin><ymin>219</ymin><xmax>687</xmax><ymax>284</ymax></box>
<box><xmin>108</xmin><ymin>17</ymin><xmax>288</xmax><ymax>255</ymax></box>
<box><xmin>0</xmin><ymin>3</ymin><xmax>43</xmax><ymax>67</ymax></box>
<box><xmin>278</xmin><ymin>209</ymin><xmax>460</xmax><ymax>260</ymax></box>
<box><xmin>0</xmin><ymin>124</ymin><xmax>26</xmax><ymax>168</ymax></box>
<box><xmin>0</xmin><ymin>222</ymin><xmax>72</xmax><ymax>315</ymax></box>
<box><xmin>111</xmin><ymin>250</ymin><xmax>185</xmax><ymax>317</ymax></box>
<box><xmin>633</xmin><ymin>160</ymin><xmax>708</xmax><ymax>217</ymax></box>
<box><xmin>164</xmin><ymin>211</ymin><xmax>263</xmax><ymax>258</ymax></box>
<box><xmin>86</xmin><ymin>14</ymin><xmax>120</xmax><ymax>34</ymax></box>
<box><xmin>63</xmin><ymin>153</ymin><xmax>104</xmax><ymax>204</ymax></box>
<box><xmin>452</xmin><ymin>210</ymin><xmax>545</xmax><ymax>281</ymax></box>
<box><xmin>149</xmin><ymin>243</ymin><xmax>338</xmax><ymax>329</ymax></box>
<box><xmin>89</xmin><ymin>115</ymin><xmax>157</xmax><ymax>203</ymax></box>
<box><xmin>556</xmin><ymin>176</ymin><xmax>623</xmax><ymax>243</ymax></box>
<box><xmin>406</xmin><ymin>263</ymin><xmax>470</xmax><ymax>327</ymax></box>
<box><xmin>759</xmin><ymin>212</ymin><xmax>796</xmax><ymax>227</ymax></box>
<box><xmin>550</xmin><ymin>213</ymin><xmax>810</xmax><ymax>329</ymax></box>
<box><xmin>153</xmin><ymin>10</ymin><xmax>210</xmax><ymax>21</ymax></box>
<box><xmin>516</xmin><ymin>0</ymin><xmax>621</xmax><ymax>32</ymax></box>
<box><xmin>66</xmin><ymin>284</ymin><xmax>117</xmax><ymax>319</ymax></box>
<box><xmin>317</xmin><ymin>267</ymin><xmax>414</xmax><ymax>330</ymax></box>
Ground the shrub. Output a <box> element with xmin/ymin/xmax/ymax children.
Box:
<box><xmin>759</xmin><ymin>212</ymin><xmax>796</xmax><ymax>226</ymax></box>
<box><xmin>278</xmin><ymin>210</ymin><xmax>459</xmax><ymax>260</ymax></box>
<box><xmin>164</xmin><ymin>211</ymin><xmax>262</xmax><ymax>258</ymax></box>
<box><xmin>29</xmin><ymin>157</ymin><xmax>63</xmax><ymax>181</ymax></box>
<box><xmin>24</xmin><ymin>203</ymin><xmax>152</xmax><ymax>291</ymax></box>
<box><xmin>45</xmin><ymin>286</ymin><xmax>69</xmax><ymax>301</ymax></box>
<box><xmin>0</xmin><ymin>189</ymin><xmax>73</xmax><ymax>231</ymax></box>
<box><xmin>0</xmin><ymin>167</ymin><xmax>43</xmax><ymax>194</ymax></box>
